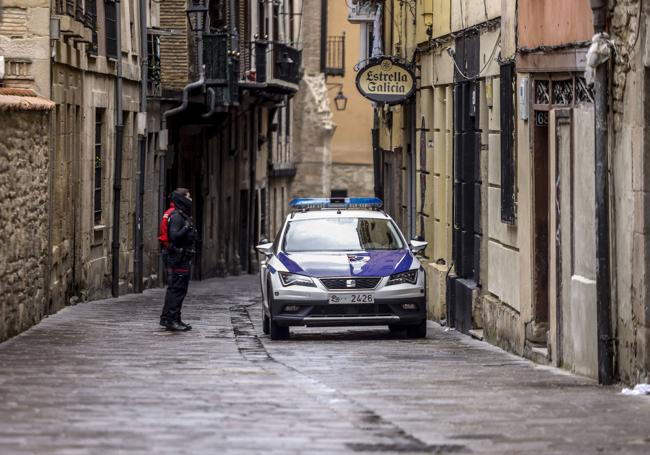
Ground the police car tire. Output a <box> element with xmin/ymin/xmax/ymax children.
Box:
<box><xmin>405</xmin><ymin>320</ymin><xmax>427</xmax><ymax>339</ymax></box>
<box><xmin>269</xmin><ymin>317</ymin><xmax>289</xmax><ymax>340</ymax></box>
<box><xmin>267</xmin><ymin>286</ymin><xmax>290</xmax><ymax>340</ymax></box>
<box><xmin>262</xmin><ymin>310</ymin><xmax>270</xmax><ymax>335</ymax></box>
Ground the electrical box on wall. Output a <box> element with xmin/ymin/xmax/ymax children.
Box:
<box><xmin>519</xmin><ymin>77</ymin><xmax>529</xmax><ymax>121</ymax></box>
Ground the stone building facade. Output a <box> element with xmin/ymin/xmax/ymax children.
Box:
<box><xmin>0</xmin><ymin>0</ymin><xmax>164</xmax><ymax>339</ymax></box>
<box><xmin>0</xmin><ymin>89</ymin><xmax>54</xmax><ymax>342</ymax></box>
<box><xmin>367</xmin><ymin>0</ymin><xmax>650</xmax><ymax>384</ymax></box>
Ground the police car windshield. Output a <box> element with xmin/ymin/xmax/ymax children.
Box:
<box><xmin>283</xmin><ymin>218</ymin><xmax>404</xmax><ymax>252</ymax></box>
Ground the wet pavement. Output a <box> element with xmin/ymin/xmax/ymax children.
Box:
<box><xmin>0</xmin><ymin>275</ymin><xmax>649</xmax><ymax>454</ymax></box>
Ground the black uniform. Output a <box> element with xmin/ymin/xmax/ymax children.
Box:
<box><xmin>160</xmin><ymin>191</ymin><xmax>196</xmax><ymax>330</ymax></box>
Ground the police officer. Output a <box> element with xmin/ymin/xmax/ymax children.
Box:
<box><xmin>160</xmin><ymin>188</ymin><xmax>197</xmax><ymax>331</ymax></box>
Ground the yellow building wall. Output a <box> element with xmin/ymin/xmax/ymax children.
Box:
<box><xmin>327</xmin><ymin>1</ymin><xmax>373</xmax><ymax>166</ymax></box>
<box><xmin>432</xmin><ymin>0</ymin><xmax>451</xmax><ymax>39</ymax></box>
<box><xmin>451</xmin><ymin>0</ymin><xmax>500</xmax><ymax>32</ymax></box>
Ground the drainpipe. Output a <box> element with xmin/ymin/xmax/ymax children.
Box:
<box><xmin>590</xmin><ymin>0</ymin><xmax>614</xmax><ymax>385</ymax></box>
<box><xmin>372</xmin><ymin>108</ymin><xmax>382</xmax><ymax>199</ymax></box>
<box><xmin>134</xmin><ymin>0</ymin><xmax>148</xmax><ymax>293</ymax></box>
<box><xmin>111</xmin><ymin>0</ymin><xmax>124</xmax><ymax>298</ymax></box>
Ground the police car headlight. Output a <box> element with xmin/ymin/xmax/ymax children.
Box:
<box><xmin>386</xmin><ymin>269</ymin><xmax>418</xmax><ymax>286</ymax></box>
<box><xmin>279</xmin><ymin>272</ymin><xmax>316</xmax><ymax>287</ymax></box>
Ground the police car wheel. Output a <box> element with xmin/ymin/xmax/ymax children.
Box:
<box><xmin>405</xmin><ymin>320</ymin><xmax>427</xmax><ymax>339</ymax></box>
<box><xmin>262</xmin><ymin>310</ymin><xmax>270</xmax><ymax>335</ymax></box>
<box><xmin>267</xmin><ymin>285</ymin><xmax>290</xmax><ymax>340</ymax></box>
<box><xmin>269</xmin><ymin>316</ymin><xmax>289</xmax><ymax>340</ymax></box>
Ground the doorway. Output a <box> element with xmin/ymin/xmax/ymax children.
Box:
<box><xmin>448</xmin><ymin>32</ymin><xmax>482</xmax><ymax>334</ymax></box>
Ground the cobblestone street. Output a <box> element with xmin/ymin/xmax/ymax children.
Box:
<box><xmin>0</xmin><ymin>275</ymin><xmax>649</xmax><ymax>454</ymax></box>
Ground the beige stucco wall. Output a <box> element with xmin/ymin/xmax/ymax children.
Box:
<box><xmin>450</xmin><ymin>0</ymin><xmax>500</xmax><ymax>32</ymax></box>
<box><xmin>327</xmin><ymin>0</ymin><xmax>374</xmax><ymax>196</ymax></box>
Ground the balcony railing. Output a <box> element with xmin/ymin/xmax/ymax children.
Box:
<box><xmin>203</xmin><ymin>32</ymin><xmax>238</xmax><ymax>105</ymax></box>
<box><xmin>324</xmin><ymin>35</ymin><xmax>345</xmax><ymax>76</ymax></box>
<box><xmin>273</xmin><ymin>42</ymin><xmax>301</xmax><ymax>85</ymax></box>
<box><xmin>201</xmin><ymin>34</ymin><xmax>302</xmax><ymax>107</ymax></box>
<box><xmin>239</xmin><ymin>39</ymin><xmax>269</xmax><ymax>83</ymax></box>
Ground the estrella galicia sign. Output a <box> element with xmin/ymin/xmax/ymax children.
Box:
<box><xmin>356</xmin><ymin>57</ymin><xmax>416</xmax><ymax>105</ymax></box>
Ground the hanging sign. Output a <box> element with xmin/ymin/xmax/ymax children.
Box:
<box><xmin>355</xmin><ymin>57</ymin><xmax>416</xmax><ymax>105</ymax></box>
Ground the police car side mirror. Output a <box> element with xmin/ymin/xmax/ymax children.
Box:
<box><xmin>409</xmin><ymin>239</ymin><xmax>428</xmax><ymax>254</ymax></box>
<box><xmin>256</xmin><ymin>242</ymin><xmax>274</xmax><ymax>257</ymax></box>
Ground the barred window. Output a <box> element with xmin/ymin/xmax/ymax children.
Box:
<box><xmin>94</xmin><ymin>109</ymin><xmax>104</xmax><ymax>224</ymax></box>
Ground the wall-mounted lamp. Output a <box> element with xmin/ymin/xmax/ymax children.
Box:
<box><xmin>186</xmin><ymin>0</ymin><xmax>208</xmax><ymax>32</ymax></box>
<box><xmin>327</xmin><ymin>83</ymin><xmax>348</xmax><ymax>111</ymax></box>
<box><xmin>334</xmin><ymin>90</ymin><xmax>348</xmax><ymax>111</ymax></box>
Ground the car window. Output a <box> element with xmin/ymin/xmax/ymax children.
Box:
<box><xmin>283</xmin><ymin>217</ymin><xmax>404</xmax><ymax>252</ymax></box>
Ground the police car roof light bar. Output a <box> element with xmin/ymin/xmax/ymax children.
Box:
<box><xmin>289</xmin><ymin>197</ymin><xmax>383</xmax><ymax>211</ymax></box>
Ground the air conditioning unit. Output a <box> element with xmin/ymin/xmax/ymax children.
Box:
<box><xmin>348</xmin><ymin>0</ymin><xmax>378</xmax><ymax>23</ymax></box>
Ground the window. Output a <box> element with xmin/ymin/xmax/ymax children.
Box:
<box><xmin>105</xmin><ymin>0</ymin><xmax>118</xmax><ymax>59</ymax></box>
<box><xmin>324</xmin><ymin>35</ymin><xmax>345</xmax><ymax>76</ymax></box>
<box><xmin>86</xmin><ymin>0</ymin><xmax>98</xmax><ymax>55</ymax></box>
<box><xmin>500</xmin><ymin>62</ymin><xmax>516</xmax><ymax>224</ymax></box>
<box><xmin>147</xmin><ymin>33</ymin><xmax>161</xmax><ymax>95</ymax></box>
<box><xmin>359</xmin><ymin>23</ymin><xmax>374</xmax><ymax>63</ymax></box>
<box><xmin>283</xmin><ymin>218</ymin><xmax>404</xmax><ymax>252</ymax></box>
<box><xmin>94</xmin><ymin>109</ymin><xmax>104</xmax><ymax>224</ymax></box>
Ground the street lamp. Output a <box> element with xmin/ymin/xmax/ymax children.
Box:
<box><xmin>186</xmin><ymin>0</ymin><xmax>208</xmax><ymax>32</ymax></box>
<box><xmin>334</xmin><ymin>90</ymin><xmax>348</xmax><ymax>111</ymax></box>
<box><xmin>186</xmin><ymin>0</ymin><xmax>208</xmax><ymax>77</ymax></box>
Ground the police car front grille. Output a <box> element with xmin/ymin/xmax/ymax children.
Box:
<box><xmin>320</xmin><ymin>277</ymin><xmax>381</xmax><ymax>290</ymax></box>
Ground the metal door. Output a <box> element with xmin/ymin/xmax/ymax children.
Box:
<box><xmin>448</xmin><ymin>33</ymin><xmax>481</xmax><ymax>334</ymax></box>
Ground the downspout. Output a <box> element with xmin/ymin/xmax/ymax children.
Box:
<box><xmin>134</xmin><ymin>0</ymin><xmax>148</xmax><ymax>293</ymax></box>
<box><xmin>590</xmin><ymin>0</ymin><xmax>615</xmax><ymax>385</ymax></box>
<box><xmin>111</xmin><ymin>0</ymin><xmax>124</xmax><ymax>298</ymax></box>
<box><xmin>372</xmin><ymin>108</ymin><xmax>382</xmax><ymax>199</ymax></box>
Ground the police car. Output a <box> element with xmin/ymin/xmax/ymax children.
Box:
<box><xmin>256</xmin><ymin>197</ymin><xmax>428</xmax><ymax>340</ymax></box>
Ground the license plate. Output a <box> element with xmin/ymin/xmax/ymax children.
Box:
<box><xmin>329</xmin><ymin>293</ymin><xmax>374</xmax><ymax>304</ymax></box>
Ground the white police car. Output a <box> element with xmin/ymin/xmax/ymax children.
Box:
<box><xmin>256</xmin><ymin>198</ymin><xmax>428</xmax><ymax>340</ymax></box>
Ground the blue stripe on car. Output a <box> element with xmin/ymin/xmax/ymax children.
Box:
<box><xmin>277</xmin><ymin>252</ymin><xmax>304</xmax><ymax>273</ymax></box>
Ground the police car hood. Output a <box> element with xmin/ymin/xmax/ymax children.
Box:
<box><xmin>277</xmin><ymin>250</ymin><xmax>413</xmax><ymax>278</ymax></box>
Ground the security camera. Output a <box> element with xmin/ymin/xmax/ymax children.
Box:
<box><xmin>446</xmin><ymin>47</ymin><xmax>455</xmax><ymax>58</ymax></box>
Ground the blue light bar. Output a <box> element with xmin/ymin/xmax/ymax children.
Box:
<box><xmin>289</xmin><ymin>197</ymin><xmax>383</xmax><ymax>210</ymax></box>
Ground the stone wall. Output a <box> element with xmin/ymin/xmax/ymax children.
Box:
<box><xmin>291</xmin><ymin>74</ymin><xmax>334</xmax><ymax>199</ymax></box>
<box><xmin>0</xmin><ymin>109</ymin><xmax>50</xmax><ymax>342</ymax></box>
<box><xmin>608</xmin><ymin>0</ymin><xmax>650</xmax><ymax>383</ymax></box>
<box><xmin>331</xmin><ymin>163</ymin><xmax>374</xmax><ymax>197</ymax></box>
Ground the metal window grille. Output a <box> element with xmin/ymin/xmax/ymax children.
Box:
<box><xmin>94</xmin><ymin>109</ymin><xmax>104</xmax><ymax>224</ymax></box>
<box><xmin>105</xmin><ymin>0</ymin><xmax>118</xmax><ymax>59</ymax></box>
<box><xmin>147</xmin><ymin>33</ymin><xmax>161</xmax><ymax>96</ymax></box>
<box><xmin>324</xmin><ymin>35</ymin><xmax>345</xmax><ymax>76</ymax></box>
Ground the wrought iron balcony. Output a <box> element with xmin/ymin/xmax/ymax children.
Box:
<box><xmin>237</xmin><ymin>39</ymin><xmax>269</xmax><ymax>84</ymax></box>
<box><xmin>324</xmin><ymin>35</ymin><xmax>345</xmax><ymax>77</ymax></box>
<box><xmin>203</xmin><ymin>31</ymin><xmax>238</xmax><ymax>106</ymax></box>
